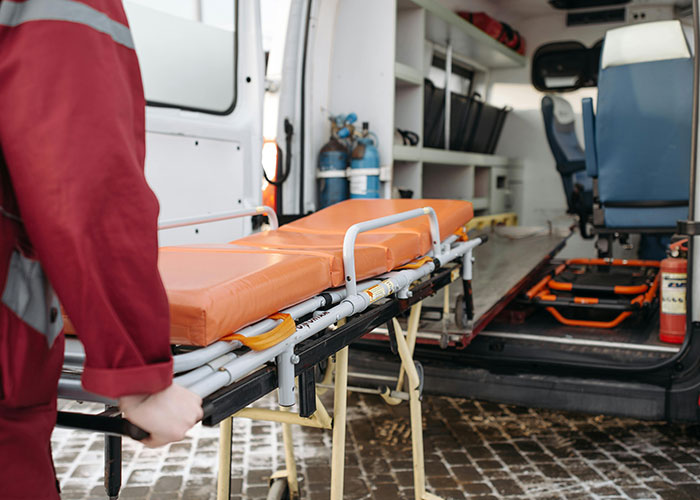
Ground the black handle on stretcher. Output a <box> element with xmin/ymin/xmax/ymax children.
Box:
<box><xmin>57</xmin><ymin>411</ymin><xmax>150</xmax><ymax>441</ymax></box>
<box><xmin>57</xmin><ymin>402</ymin><xmax>215</xmax><ymax>441</ymax></box>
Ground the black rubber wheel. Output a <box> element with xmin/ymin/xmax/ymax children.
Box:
<box><xmin>266</xmin><ymin>477</ymin><xmax>290</xmax><ymax>500</ymax></box>
<box><xmin>455</xmin><ymin>294</ymin><xmax>469</xmax><ymax>330</ymax></box>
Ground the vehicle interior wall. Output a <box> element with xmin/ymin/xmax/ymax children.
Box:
<box><xmin>440</xmin><ymin>1</ymin><xmax>618</xmax><ymax>227</ymax></box>
<box><xmin>287</xmin><ymin>0</ymin><xmax>693</xmax><ymax>227</ymax></box>
<box><xmin>124</xmin><ymin>0</ymin><xmax>264</xmax><ymax>246</ymax></box>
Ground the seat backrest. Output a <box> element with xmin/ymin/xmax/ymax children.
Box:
<box><xmin>596</xmin><ymin>20</ymin><xmax>692</xmax><ymax>205</ymax></box>
<box><xmin>542</xmin><ymin>95</ymin><xmax>585</xmax><ymax>169</ymax></box>
<box><xmin>542</xmin><ymin>95</ymin><xmax>589</xmax><ymax>213</ymax></box>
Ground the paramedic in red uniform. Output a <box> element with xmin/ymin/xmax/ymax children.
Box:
<box><xmin>0</xmin><ymin>1</ymin><xmax>203</xmax><ymax>498</ymax></box>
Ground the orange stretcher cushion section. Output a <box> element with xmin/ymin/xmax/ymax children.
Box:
<box><xmin>161</xmin><ymin>199</ymin><xmax>473</xmax><ymax>346</ymax></box>
<box><xmin>284</xmin><ymin>199</ymin><xmax>473</xmax><ymax>241</ymax></box>
<box><xmin>159</xmin><ymin>247</ymin><xmax>332</xmax><ymax>346</ymax></box>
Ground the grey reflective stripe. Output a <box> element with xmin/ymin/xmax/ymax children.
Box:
<box><xmin>2</xmin><ymin>251</ymin><xmax>63</xmax><ymax>348</ymax></box>
<box><xmin>0</xmin><ymin>0</ymin><xmax>134</xmax><ymax>49</ymax></box>
<box><xmin>0</xmin><ymin>204</ymin><xmax>21</xmax><ymax>223</ymax></box>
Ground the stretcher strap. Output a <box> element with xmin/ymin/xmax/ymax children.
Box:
<box><xmin>222</xmin><ymin>313</ymin><xmax>296</xmax><ymax>350</ymax></box>
<box><xmin>396</xmin><ymin>256</ymin><xmax>433</xmax><ymax>270</ymax></box>
<box><xmin>454</xmin><ymin>227</ymin><xmax>469</xmax><ymax>242</ymax></box>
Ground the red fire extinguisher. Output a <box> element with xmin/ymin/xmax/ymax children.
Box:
<box><xmin>660</xmin><ymin>239</ymin><xmax>688</xmax><ymax>344</ymax></box>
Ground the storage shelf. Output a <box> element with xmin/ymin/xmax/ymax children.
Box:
<box><xmin>395</xmin><ymin>62</ymin><xmax>423</xmax><ymax>86</ymax></box>
<box><xmin>394</xmin><ymin>146</ymin><xmax>513</xmax><ymax>167</ymax></box>
<box><xmin>472</xmin><ymin>197</ymin><xmax>489</xmax><ymax>210</ymax></box>
<box><xmin>394</xmin><ymin>144</ymin><xmax>421</xmax><ymax>162</ymax></box>
<box><xmin>410</xmin><ymin>0</ymin><xmax>526</xmax><ymax>69</ymax></box>
<box><xmin>421</xmin><ymin>148</ymin><xmax>512</xmax><ymax>167</ymax></box>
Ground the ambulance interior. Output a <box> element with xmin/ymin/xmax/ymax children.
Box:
<box><xmin>118</xmin><ymin>0</ymin><xmax>700</xmax><ymax>422</ymax></box>
<box><xmin>269</xmin><ymin>0</ymin><xmax>698</xmax><ymax>422</ymax></box>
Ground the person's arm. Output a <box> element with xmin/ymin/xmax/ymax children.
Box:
<box><xmin>0</xmin><ymin>1</ymin><xmax>202</xmax><ymax>441</ymax></box>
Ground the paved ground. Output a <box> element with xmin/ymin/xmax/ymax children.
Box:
<box><xmin>55</xmin><ymin>393</ymin><xmax>700</xmax><ymax>500</ymax></box>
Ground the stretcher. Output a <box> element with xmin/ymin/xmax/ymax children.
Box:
<box><xmin>524</xmin><ymin>258</ymin><xmax>660</xmax><ymax>328</ymax></box>
<box><xmin>56</xmin><ymin>199</ymin><xmax>485</xmax><ymax>500</ymax></box>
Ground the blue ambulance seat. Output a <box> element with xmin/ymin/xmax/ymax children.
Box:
<box><xmin>582</xmin><ymin>20</ymin><xmax>692</xmax><ymax>231</ymax></box>
<box><xmin>541</xmin><ymin>95</ymin><xmax>593</xmax><ymax>224</ymax></box>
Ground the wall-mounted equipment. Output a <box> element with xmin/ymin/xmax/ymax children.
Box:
<box><xmin>531</xmin><ymin>40</ymin><xmax>602</xmax><ymax>92</ymax></box>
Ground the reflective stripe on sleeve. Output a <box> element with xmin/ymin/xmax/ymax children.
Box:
<box><xmin>0</xmin><ymin>0</ymin><xmax>134</xmax><ymax>49</ymax></box>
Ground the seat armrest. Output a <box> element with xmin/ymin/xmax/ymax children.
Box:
<box><xmin>582</xmin><ymin>98</ymin><xmax>598</xmax><ymax>178</ymax></box>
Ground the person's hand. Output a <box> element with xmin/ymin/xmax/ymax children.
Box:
<box><xmin>119</xmin><ymin>383</ymin><xmax>203</xmax><ymax>447</ymax></box>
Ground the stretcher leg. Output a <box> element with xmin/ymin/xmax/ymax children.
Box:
<box><xmin>104</xmin><ymin>434</ymin><xmax>121</xmax><ymax>500</ymax></box>
<box><xmin>282</xmin><ymin>418</ymin><xmax>300</xmax><ymax>499</ymax></box>
<box><xmin>216</xmin><ymin>417</ymin><xmax>233</xmax><ymax>500</ymax></box>
<box><xmin>382</xmin><ymin>302</ymin><xmax>422</xmax><ymax>405</ymax></box>
<box><xmin>392</xmin><ymin>310</ymin><xmax>444</xmax><ymax>500</ymax></box>
<box><xmin>330</xmin><ymin>346</ymin><xmax>349</xmax><ymax>500</ymax></box>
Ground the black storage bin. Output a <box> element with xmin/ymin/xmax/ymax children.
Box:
<box><xmin>457</xmin><ymin>94</ymin><xmax>483</xmax><ymax>152</ymax></box>
<box><xmin>466</xmin><ymin>102</ymin><xmax>510</xmax><ymax>154</ymax></box>
<box><xmin>424</xmin><ymin>79</ymin><xmax>508</xmax><ymax>153</ymax></box>
<box><xmin>449</xmin><ymin>93</ymin><xmax>474</xmax><ymax>151</ymax></box>
<box><xmin>486</xmin><ymin>106</ymin><xmax>510</xmax><ymax>154</ymax></box>
<box><xmin>423</xmin><ymin>79</ymin><xmax>445</xmax><ymax>148</ymax></box>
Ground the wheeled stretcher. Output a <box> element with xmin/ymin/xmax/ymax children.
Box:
<box><xmin>524</xmin><ymin>258</ymin><xmax>660</xmax><ymax>328</ymax></box>
<box><xmin>57</xmin><ymin>199</ymin><xmax>485</xmax><ymax>500</ymax></box>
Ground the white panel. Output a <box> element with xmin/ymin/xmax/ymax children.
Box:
<box><xmin>422</xmin><ymin>165</ymin><xmax>474</xmax><ymax>200</ymax></box>
<box><xmin>144</xmin><ymin>133</ymin><xmax>247</xmax><ymax>246</ymax></box>
<box><xmin>602</xmin><ymin>20</ymin><xmax>690</xmax><ymax>69</ymax></box>
<box><xmin>393</xmin><ymin>162</ymin><xmax>423</xmax><ymax>198</ymax></box>
<box><xmin>329</xmin><ymin>0</ymin><xmax>396</xmax><ymax>198</ymax></box>
<box><xmin>124</xmin><ymin>2</ymin><xmax>235</xmax><ymax>113</ymax></box>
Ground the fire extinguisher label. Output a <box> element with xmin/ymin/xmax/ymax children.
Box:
<box><xmin>662</xmin><ymin>272</ymin><xmax>687</xmax><ymax>315</ymax></box>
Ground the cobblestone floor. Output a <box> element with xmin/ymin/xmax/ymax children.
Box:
<box><xmin>55</xmin><ymin>393</ymin><xmax>700</xmax><ymax>500</ymax></box>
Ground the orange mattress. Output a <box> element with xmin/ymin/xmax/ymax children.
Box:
<box><xmin>159</xmin><ymin>199</ymin><xmax>473</xmax><ymax>346</ymax></box>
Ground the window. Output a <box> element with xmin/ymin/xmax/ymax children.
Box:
<box><xmin>124</xmin><ymin>0</ymin><xmax>237</xmax><ymax>114</ymax></box>
<box><xmin>428</xmin><ymin>54</ymin><xmax>475</xmax><ymax>96</ymax></box>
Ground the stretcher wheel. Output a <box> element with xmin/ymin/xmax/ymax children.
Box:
<box><xmin>455</xmin><ymin>294</ymin><xmax>469</xmax><ymax>330</ymax></box>
<box><xmin>267</xmin><ymin>477</ymin><xmax>291</xmax><ymax>500</ymax></box>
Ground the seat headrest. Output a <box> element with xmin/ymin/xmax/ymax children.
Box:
<box><xmin>601</xmin><ymin>20</ymin><xmax>690</xmax><ymax>70</ymax></box>
<box><xmin>549</xmin><ymin>95</ymin><xmax>575</xmax><ymax>125</ymax></box>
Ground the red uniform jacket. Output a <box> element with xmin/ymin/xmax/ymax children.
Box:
<box><xmin>0</xmin><ymin>0</ymin><xmax>173</xmax><ymax>400</ymax></box>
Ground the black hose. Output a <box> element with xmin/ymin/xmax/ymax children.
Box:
<box><xmin>298</xmin><ymin>0</ymin><xmax>313</xmax><ymax>215</ymax></box>
<box><xmin>263</xmin><ymin>119</ymin><xmax>294</xmax><ymax>187</ymax></box>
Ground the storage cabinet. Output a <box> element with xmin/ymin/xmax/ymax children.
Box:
<box><xmin>391</xmin><ymin>0</ymin><xmax>523</xmax><ymax>213</ymax></box>
<box><xmin>328</xmin><ymin>0</ymin><xmax>522</xmax><ymax>213</ymax></box>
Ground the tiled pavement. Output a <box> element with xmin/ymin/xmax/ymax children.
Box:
<box><xmin>55</xmin><ymin>393</ymin><xmax>700</xmax><ymax>500</ymax></box>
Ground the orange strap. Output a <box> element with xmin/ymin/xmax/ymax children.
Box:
<box><xmin>525</xmin><ymin>275</ymin><xmax>553</xmax><ymax>300</ymax></box>
<box><xmin>545</xmin><ymin>307</ymin><xmax>632</xmax><ymax>329</ymax></box>
<box><xmin>454</xmin><ymin>227</ymin><xmax>469</xmax><ymax>242</ymax></box>
<box><xmin>222</xmin><ymin>313</ymin><xmax>296</xmax><ymax>350</ymax></box>
<box><xmin>396</xmin><ymin>256</ymin><xmax>433</xmax><ymax>270</ymax></box>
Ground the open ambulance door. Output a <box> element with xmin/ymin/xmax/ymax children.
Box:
<box><xmin>124</xmin><ymin>0</ymin><xmax>265</xmax><ymax>246</ymax></box>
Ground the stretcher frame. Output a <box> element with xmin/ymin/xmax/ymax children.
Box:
<box><xmin>56</xmin><ymin>204</ymin><xmax>484</xmax><ymax>500</ymax></box>
<box><xmin>524</xmin><ymin>258</ymin><xmax>660</xmax><ymax>328</ymax></box>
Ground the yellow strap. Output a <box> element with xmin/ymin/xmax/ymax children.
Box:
<box><xmin>396</xmin><ymin>256</ymin><xmax>433</xmax><ymax>270</ymax></box>
<box><xmin>222</xmin><ymin>313</ymin><xmax>296</xmax><ymax>350</ymax></box>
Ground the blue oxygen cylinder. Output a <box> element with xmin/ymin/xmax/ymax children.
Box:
<box><xmin>350</xmin><ymin>122</ymin><xmax>380</xmax><ymax>199</ymax></box>
<box><xmin>318</xmin><ymin>136</ymin><xmax>349</xmax><ymax>208</ymax></box>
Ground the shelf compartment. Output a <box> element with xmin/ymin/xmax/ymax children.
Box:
<box><xmin>411</xmin><ymin>0</ymin><xmax>526</xmax><ymax>69</ymax></box>
<box><xmin>395</xmin><ymin>62</ymin><xmax>423</xmax><ymax>86</ymax></box>
<box><xmin>421</xmin><ymin>147</ymin><xmax>511</xmax><ymax>167</ymax></box>
<box><xmin>394</xmin><ymin>144</ymin><xmax>421</xmax><ymax>162</ymax></box>
<box><xmin>472</xmin><ymin>197</ymin><xmax>489</xmax><ymax>210</ymax></box>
